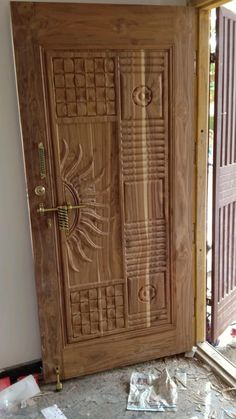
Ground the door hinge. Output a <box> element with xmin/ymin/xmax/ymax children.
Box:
<box><xmin>210</xmin><ymin>52</ymin><xmax>216</xmax><ymax>64</ymax></box>
<box><xmin>206</xmin><ymin>297</ymin><xmax>212</xmax><ymax>306</ymax></box>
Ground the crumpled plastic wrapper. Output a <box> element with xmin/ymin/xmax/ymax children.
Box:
<box><xmin>127</xmin><ymin>368</ymin><xmax>178</xmax><ymax>412</ymax></box>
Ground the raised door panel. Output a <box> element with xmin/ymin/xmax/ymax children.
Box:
<box><xmin>45</xmin><ymin>49</ymin><xmax>172</xmax><ymax>345</ymax></box>
<box><xmin>119</xmin><ymin>50</ymin><xmax>171</xmax><ymax>330</ymax></box>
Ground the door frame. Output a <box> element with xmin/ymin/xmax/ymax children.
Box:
<box><xmin>192</xmin><ymin>0</ymin><xmax>236</xmax><ymax>386</ymax></box>
<box><xmin>191</xmin><ymin>0</ymin><xmax>230</xmax><ymax>343</ymax></box>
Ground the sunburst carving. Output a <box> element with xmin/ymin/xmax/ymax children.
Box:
<box><xmin>61</xmin><ymin>139</ymin><xmax>109</xmax><ymax>271</ymax></box>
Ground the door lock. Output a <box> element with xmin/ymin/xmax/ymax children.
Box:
<box><xmin>35</xmin><ymin>185</ymin><xmax>46</xmax><ymax>196</ymax></box>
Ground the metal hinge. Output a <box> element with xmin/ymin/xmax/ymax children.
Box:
<box><xmin>210</xmin><ymin>52</ymin><xmax>216</xmax><ymax>64</ymax></box>
<box><xmin>206</xmin><ymin>297</ymin><xmax>212</xmax><ymax>306</ymax></box>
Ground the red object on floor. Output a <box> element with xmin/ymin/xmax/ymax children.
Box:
<box><xmin>231</xmin><ymin>328</ymin><xmax>236</xmax><ymax>337</ymax></box>
<box><xmin>0</xmin><ymin>377</ymin><xmax>11</xmax><ymax>391</ymax></box>
<box><xmin>17</xmin><ymin>373</ymin><xmax>39</xmax><ymax>384</ymax></box>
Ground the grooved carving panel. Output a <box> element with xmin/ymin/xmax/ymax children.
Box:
<box><xmin>125</xmin><ymin>220</ymin><xmax>167</xmax><ymax>278</ymax></box>
<box><xmin>119</xmin><ymin>51</ymin><xmax>171</xmax><ymax>328</ymax></box>
<box><xmin>121</xmin><ymin>120</ymin><xmax>166</xmax><ymax>181</ymax></box>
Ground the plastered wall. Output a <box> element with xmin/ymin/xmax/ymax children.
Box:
<box><xmin>0</xmin><ymin>0</ymin><xmax>186</xmax><ymax>369</ymax></box>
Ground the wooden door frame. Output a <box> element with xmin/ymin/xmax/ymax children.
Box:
<box><xmin>190</xmin><ymin>0</ymin><xmax>228</xmax><ymax>8</ymax></box>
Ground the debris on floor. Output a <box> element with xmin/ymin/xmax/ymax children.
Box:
<box><xmin>214</xmin><ymin>321</ymin><xmax>236</xmax><ymax>366</ymax></box>
<box><xmin>222</xmin><ymin>407</ymin><xmax>236</xmax><ymax>418</ymax></box>
<box><xmin>0</xmin><ymin>374</ymin><xmax>40</xmax><ymax>415</ymax></box>
<box><xmin>1</xmin><ymin>356</ymin><xmax>236</xmax><ymax>418</ymax></box>
<box><xmin>127</xmin><ymin>368</ymin><xmax>177</xmax><ymax>411</ymax></box>
<box><xmin>41</xmin><ymin>404</ymin><xmax>67</xmax><ymax>418</ymax></box>
<box><xmin>185</xmin><ymin>346</ymin><xmax>197</xmax><ymax>358</ymax></box>
<box><xmin>0</xmin><ymin>377</ymin><xmax>10</xmax><ymax>392</ymax></box>
<box><xmin>175</xmin><ymin>369</ymin><xmax>188</xmax><ymax>389</ymax></box>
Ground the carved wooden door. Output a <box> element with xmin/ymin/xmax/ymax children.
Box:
<box><xmin>11</xmin><ymin>2</ymin><xmax>196</xmax><ymax>382</ymax></box>
<box><xmin>212</xmin><ymin>7</ymin><xmax>236</xmax><ymax>341</ymax></box>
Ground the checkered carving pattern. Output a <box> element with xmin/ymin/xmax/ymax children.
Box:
<box><xmin>53</xmin><ymin>57</ymin><xmax>116</xmax><ymax>117</ymax></box>
<box><xmin>70</xmin><ymin>284</ymin><xmax>125</xmax><ymax>339</ymax></box>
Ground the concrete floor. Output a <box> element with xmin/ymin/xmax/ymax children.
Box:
<box><xmin>215</xmin><ymin>322</ymin><xmax>236</xmax><ymax>366</ymax></box>
<box><xmin>3</xmin><ymin>356</ymin><xmax>236</xmax><ymax>419</ymax></box>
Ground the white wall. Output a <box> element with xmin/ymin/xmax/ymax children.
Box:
<box><xmin>0</xmin><ymin>0</ymin><xmax>186</xmax><ymax>370</ymax></box>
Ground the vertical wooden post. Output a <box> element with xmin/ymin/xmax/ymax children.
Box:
<box><xmin>196</xmin><ymin>9</ymin><xmax>210</xmax><ymax>342</ymax></box>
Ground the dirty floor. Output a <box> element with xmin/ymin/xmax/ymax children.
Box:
<box><xmin>217</xmin><ymin>345</ymin><xmax>236</xmax><ymax>367</ymax></box>
<box><xmin>3</xmin><ymin>356</ymin><xmax>236</xmax><ymax>419</ymax></box>
<box><xmin>215</xmin><ymin>322</ymin><xmax>236</xmax><ymax>366</ymax></box>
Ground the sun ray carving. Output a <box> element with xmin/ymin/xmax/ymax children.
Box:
<box><xmin>60</xmin><ymin>139</ymin><xmax>109</xmax><ymax>272</ymax></box>
<box><xmin>67</xmin><ymin>243</ymin><xmax>80</xmax><ymax>273</ymax></box>
<box><xmin>80</xmin><ymin>217</ymin><xmax>108</xmax><ymax>236</ymax></box>
<box><xmin>81</xmin><ymin>209</ymin><xmax>108</xmax><ymax>222</ymax></box>
<box><xmin>76</xmin><ymin>227</ymin><xmax>102</xmax><ymax>250</ymax></box>
<box><xmin>70</xmin><ymin>236</ymin><xmax>92</xmax><ymax>263</ymax></box>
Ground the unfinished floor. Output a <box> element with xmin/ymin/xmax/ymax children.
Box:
<box><xmin>4</xmin><ymin>356</ymin><xmax>236</xmax><ymax>419</ymax></box>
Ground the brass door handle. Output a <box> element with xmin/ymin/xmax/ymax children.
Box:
<box><xmin>37</xmin><ymin>203</ymin><xmax>86</xmax><ymax>214</ymax></box>
<box><xmin>37</xmin><ymin>203</ymin><xmax>86</xmax><ymax>230</ymax></box>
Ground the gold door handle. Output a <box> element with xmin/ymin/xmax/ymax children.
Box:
<box><xmin>37</xmin><ymin>203</ymin><xmax>86</xmax><ymax>214</ymax></box>
<box><xmin>37</xmin><ymin>203</ymin><xmax>59</xmax><ymax>214</ymax></box>
<box><xmin>37</xmin><ymin>203</ymin><xmax>86</xmax><ymax>230</ymax></box>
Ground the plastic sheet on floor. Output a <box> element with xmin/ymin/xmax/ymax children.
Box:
<box><xmin>41</xmin><ymin>404</ymin><xmax>67</xmax><ymax>419</ymax></box>
<box><xmin>127</xmin><ymin>368</ymin><xmax>177</xmax><ymax>412</ymax></box>
<box><xmin>0</xmin><ymin>375</ymin><xmax>40</xmax><ymax>415</ymax></box>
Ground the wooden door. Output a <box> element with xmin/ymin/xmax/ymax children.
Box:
<box><xmin>11</xmin><ymin>2</ymin><xmax>196</xmax><ymax>382</ymax></box>
<box><xmin>212</xmin><ymin>7</ymin><xmax>236</xmax><ymax>342</ymax></box>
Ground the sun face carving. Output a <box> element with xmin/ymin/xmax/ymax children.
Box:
<box><xmin>60</xmin><ymin>139</ymin><xmax>109</xmax><ymax>272</ymax></box>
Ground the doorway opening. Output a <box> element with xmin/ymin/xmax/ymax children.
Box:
<box><xmin>206</xmin><ymin>2</ymin><xmax>236</xmax><ymax>367</ymax></box>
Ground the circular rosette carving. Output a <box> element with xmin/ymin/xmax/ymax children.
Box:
<box><xmin>132</xmin><ymin>85</ymin><xmax>153</xmax><ymax>107</ymax></box>
<box><xmin>138</xmin><ymin>285</ymin><xmax>156</xmax><ymax>302</ymax></box>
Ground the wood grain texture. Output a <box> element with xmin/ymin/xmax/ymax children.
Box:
<box><xmin>212</xmin><ymin>7</ymin><xmax>236</xmax><ymax>341</ymax></box>
<box><xmin>11</xmin><ymin>2</ymin><xmax>196</xmax><ymax>382</ymax></box>
<box><xmin>196</xmin><ymin>9</ymin><xmax>210</xmax><ymax>343</ymax></box>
